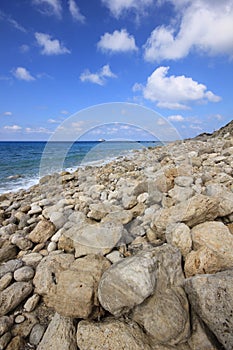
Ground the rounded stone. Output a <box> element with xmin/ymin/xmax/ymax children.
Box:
<box><xmin>14</xmin><ymin>266</ymin><xmax>35</xmax><ymax>282</ymax></box>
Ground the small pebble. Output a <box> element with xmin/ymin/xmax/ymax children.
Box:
<box><xmin>14</xmin><ymin>315</ymin><xmax>25</xmax><ymax>324</ymax></box>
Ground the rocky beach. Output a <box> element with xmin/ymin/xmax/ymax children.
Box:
<box><xmin>0</xmin><ymin>132</ymin><xmax>233</xmax><ymax>350</ymax></box>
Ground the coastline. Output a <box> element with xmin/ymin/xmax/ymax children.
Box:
<box><xmin>0</xmin><ymin>136</ymin><xmax>233</xmax><ymax>349</ymax></box>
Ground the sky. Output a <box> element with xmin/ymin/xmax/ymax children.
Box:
<box><xmin>0</xmin><ymin>0</ymin><xmax>233</xmax><ymax>141</ymax></box>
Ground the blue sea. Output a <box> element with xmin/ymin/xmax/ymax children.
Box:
<box><xmin>0</xmin><ymin>141</ymin><xmax>159</xmax><ymax>194</ymax></box>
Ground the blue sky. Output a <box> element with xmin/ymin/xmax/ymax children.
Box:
<box><xmin>0</xmin><ymin>0</ymin><xmax>233</xmax><ymax>141</ymax></box>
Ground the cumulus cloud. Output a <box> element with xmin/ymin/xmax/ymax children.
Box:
<box><xmin>97</xmin><ymin>29</ymin><xmax>138</xmax><ymax>53</ymax></box>
<box><xmin>168</xmin><ymin>115</ymin><xmax>184</xmax><ymax>122</ymax></box>
<box><xmin>68</xmin><ymin>0</ymin><xmax>85</xmax><ymax>23</ymax></box>
<box><xmin>4</xmin><ymin>125</ymin><xmax>22</xmax><ymax>131</ymax></box>
<box><xmin>13</xmin><ymin>67</ymin><xmax>35</xmax><ymax>81</ymax></box>
<box><xmin>35</xmin><ymin>32</ymin><xmax>70</xmax><ymax>55</ymax></box>
<box><xmin>101</xmin><ymin>0</ymin><xmax>153</xmax><ymax>18</ymax></box>
<box><xmin>80</xmin><ymin>64</ymin><xmax>117</xmax><ymax>85</ymax></box>
<box><xmin>133</xmin><ymin>66</ymin><xmax>221</xmax><ymax>110</ymax></box>
<box><xmin>144</xmin><ymin>0</ymin><xmax>233</xmax><ymax>61</ymax></box>
<box><xmin>32</xmin><ymin>0</ymin><xmax>62</xmax><ymax>18</ymax></box>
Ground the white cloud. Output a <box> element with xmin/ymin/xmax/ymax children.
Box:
<box><xmin>101</xmin><ymin>0</ymin><xmax>153</xmax><ymax>18</ymax></box>
<box><xmin>2</xmin><ymin>111</ymin><xmax>13</xmax><ymax>116</ymax></box>
<box><xmin>32</xmin><ymin>0</ymin><xmax>62</xmax><ymax>18</ymax></box>
<box><xmin>97</xmin><ymin>29</ymin><xmax>138</xmax><ymax>53</ymax></box>
<box><xmin>35</xmin><ymin>32</ymin><xmax>70</xmax><ymax>55</ymax></box>
<box><xmin>47</xmin><ymin>118</ymin><xmax>60</xmax><ymax>124</ymax></box>
<box><xmin>25</xmin><ymin>127</ymin><xmax>52</xmax><ymax>134</ymax></box>
<box><xmin>60</xmin><ymin>110</ymin><xmax>69</xmax><ymax>115</ymax></box>
<box><xmin>168</xmin><ymin>115</ymin><xmax>184</xmax><ymax>122</ymax></box>
<box><xmin>68</xmin><ymin>0</ymin><xmax>85</xmax><ymax>23</ymax></box>
<box><xmin>20</xmin><ymin>44</ymin><xmax>30</xmax><ymax>53</ymax></box>
<box><xmin>13</xmin><ymin>67</ymin><xmax>35</xmax><ymax>82</ymax></box>
<box><xmin>133</xmin><ymin>66</ymin><xmax>221</xmax><ymax>110</ymax></box>
<box><xmin>4</xmin><ymin>125</ymin><xmax>22</xmax><ymax>131</ymax></box>
<box><xmin>80</xmin><ymin>64</ymin><xmax>117</xmax><ymax>85</ymax></box>
<box><xmin>0</xmin><ymin>10</ymin><xmax>27</xmax><ymax>32</ymax></box>
<box><xmin>144</xmin><ymin>0</ymin><xmax>233</xmax><ymax>61</ymax></box>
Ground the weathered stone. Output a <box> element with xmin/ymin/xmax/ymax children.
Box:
<box><xmin>77</xmin><ymin>318</ymin><xmax>152</xmax><ymax>350</ymax></box>
<box><xmin>47</xmin><ymin>241</ymin><xmax>57</xmax><ymax>252</ymax></box>
<box><xmin>0</xmin><ymin>316</ymin><xmax>13</xmax><ymax>336</ymax></box>
<box><xmin>174</xmin><ymin>176</ymin><xmax>194</xmax><ymax>187</ymax></box>
<box><xmin>14</xmin><ymin>315</ymin><xmax>25</xmax><ymax>324</ymax></box>
<box><xmin>5</xmin><ymin>336</ymin><xmax>25</xmax><ymax>350</ymax></box>
<box><xmin>24</xmin><ymin>294</ymin><xmax>40</xmax><ymax>312</ymax></box>
<box><xmin>166</xmin><ymin>223</ymin><xmax>192</xmax><ymax>258</ymax></box>
<box><xmin>37</xmin><ymin>313</ymin><xmax>77</xmax><ymax>350</ymax></box>
<box><xmin>0</xmin><ymin>260</ymin><xmax>23</xmax><ymax>278</ymax></box>
<box><xmin>206</xmin><ymin>183</ymin><xmax>233</xmax><ymax>216</ymax></box>
<box><xmin>102</xmin><ymin>210</ymin><xmax>133</xmax><ymax>225</ymax></box>
<box><xmin>0</xmin><ymin>332</ymin><xmax>11</xmax><ymax>349</ymax></box>
<box><xmin>0</xmin><ymin>282</ymin><xmax>33</xmax><ymax>316</ymax></box>
<box><xmin>122</xmin><ymin>195</ymin><xmax>137</xmax><ymax>209</ymax></box>
<box><xmin>49</xmin><ymin>212</ymin><xmax>67</xmax><ymax>230</ymax></box>
<box><xmin>28</xmin><ymin>220</ymin><xmax>56</xmax><ymax>244</ymax></box>
<box><xmin>14</xmin><ymin>266</ymin><xmax>34</xmax><ymax>282</ymax></box>
<box><xmin>168</xmin><ymin>186</ymin><xmax>194</xmax><ymax>204</ymax></box>
<box><xmin>34</xmin><ymin>253</ymin><xmax>110</xmax><ymax>318</ymax></box>
<box><xmin>29</xmin><ymin>324</ymin><xmax>46</xmax><ymax>346</ymax></box>
<box><xmin>11</xmin><ymin>234</ymin><xmax>33</xmax><ymax>251</ymax></box>
<box><xmin>0</xmin><ymin>273</ymin><xmax>12</xmax><ymax>291</ymax></box>
<box><xmin>106</xmin><ymin>250</ymin><xmax>123</xmax><ymax>263</ymax></box>
<box><xmin>22</xmin><ymin>252</ymin><xmax>43</xmax><ymax>267</ymax></box>
<box><xmin>185</xmin><ymin>270</ymin><xmax>233</xmax><ymax>350</ymax></box>
<box><xmin>0</xmin><ymin>242</ymin><xmax>18</xmax><ymax>263</ymax></box>
<box><xmin>11</xmin><ymin>313</ymin><xmax>37</xmax><ymax>338</ymax></box>
<box><xmin>58</xmin><ymin>235</ymin><xmax>75</xmax><ymax>253</ymax></box>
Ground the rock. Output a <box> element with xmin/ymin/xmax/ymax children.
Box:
<box><xmin>34</xmin><ymin>253</ymin><xmax>110</xmax><ymax>318</ymax></box>
<box><xmin>65</xmin><ymin>222</ymin><xmax>129</xmax><ymax>258</ymax></box>
<box><xmin>87</xmin><ymin>203</ymin><xmax>112</xmax><ymax>220</ymax></box>
<box><xmin>14</xmin><ymin>266</ymin><xmax>35</xmax><ymax>282</ymax></box>
<box><xmin>0</xmin><ymin>332</ymin><xmax>11</xmax><ymax>349</ymax></box>
<box><xmin>0</xmin><ymin>282</ymin><xmax>33</xmax><ymax>316</ymax></box>
<box><xmin>58</xmin><ymin>235</ymin><xmax>74</xmax><ymax>253</ymax></box>
<box><xmin>22</xmin><ymin>252</ymin><xmax>43</xmax><ymax>267</ymax></box>
<box><xmin>106</xmin><ymin>250</ymin><xmax>123</xmax><ymax>263</ymax></box>
<box><xmin>77</xmin><ymin>318</ymin><xmax>152</xmax><ymax>350</ymax></box>
<box><xmin>168</xmin><ymin>186</ymin><xmax>194</xmax><ymax>204</ymax></box>
<box><xmin>10</xmin><ymin>234</ymin><xmax>33</xmax><ymax>251</ymax></box>
<box><xmin>14</xmin><ymin>315</ymin><xmax>25</xmax><ymax>324</ymax></box>
<box><xmin>47</xmin><ymin>241</ymin><xmax>57</xmax><ymax>252</ymax></box>
<box><xmin>49</xmin><ymin>212</ymin><xmax>67</xmax><ymax>230</ymax></box>
<box><xmin>5</xmin><ymin>336</ymin><xmax>25</xmax><ymax>350</ymax></box>
<box><xmin>185</xmin><ymin>270</ymin><xmax>233</xmax><ymax>350</ymax></box>
<box><xmin>131</xmin><ymin>245</ymin><xmax>189</xmax><ymax>346</ymax></box>
<box><xmin>0</xmin><ymin>260</ymin><xmax>23</xmax><ymax>278</ymax></box>
<box><xmin>174</xmin><ymin>176</ymin><xmax>194</xmax><ymax>187</ymax></box>
<box><xmin>28</xmin><ymin>220</ymin><xmax>56</xmax><ymax>244</ymax></box>
<box><xmin>152</xmin><ymin>195</ymin><xmax>219</xmax><ymax>236</ymax></box>
<box><xmin>137</xmin><ymin>192</ymin><xmax>149</xmax><ymax>203</ymax></box>
<box><xmin>102</xmin><ymin>210</ymin><xmax>133</xmax><ymax>225</ymax></box>
<box><xmin>24</xmin><ymin>294</ymin><xmax>40</xmax><ymax>312</ymax></box>
<box><xmin>0</xmin><ymin>242</ymin><xmax>18</xmax><ymax>263</ymax></box>
<box><xmin>166</xmin><ymin>223</ymin><xmax>192</xmax><ymax>258</ymax></box>
<box><xmin>37</xmin><ymin>313</ymin><xmax>77</xmax><ymax>350</ymax></box>
<box><xmin>0</xmin><ymin>316</ymin><xmax>13</xmax><ymax>336</ymax></box>
<box><xmin>29</xmin><ymin>324</ymin><xmax>46</xmax><ymax>346</ymax></box>
<box><xmin>206</xmin><ymin>183</ymin><xmax>233</xmax><ymax>216</ymax></box>
<box><xmin>122</xmin><ymin>195</ymin><xmax>137</xmax><ymax>209</ymax></box>
<box><xmin>0</xmin><ymin>273</ymin><xmax>12</xmax><ymax>291</ymax></box>
<box><xmin>11</xmin><ymin>313</ymin><xmax>37</xmax><ymax>338</ymax></box>
<box><xmin>28</xmin><ymin>204</ymin><xmax>42</xmax><ymax>215</ymax></box>
<box><xmin>98</xmin><ymin>249</ymin><xmax>157</xmax><ymax>316</ymax></box>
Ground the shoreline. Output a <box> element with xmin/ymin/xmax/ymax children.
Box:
<box><xmin>0</xmin><ymin>135</ymin><xmax>233</xmax><ymax>349</ymax></box>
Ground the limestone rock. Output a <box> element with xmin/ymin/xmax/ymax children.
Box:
<box><xmin>0</xmin><ymin>273</ymin><xmax>12</xmax><ymax>291</ymax></box>
<box><xmin>0</xmin><ymin>282</ymin><xmax>33</xmax><ymax>316</ymax></box>
<box><xmin>206</xmin><ymin>183</ymin><xmax>233</xmax><ymax>216</ymax></box>
<box><xmin>24</xmin><ymin>294</ymin><xmax>40</xmax><ymax>312</ymax></box>
<box><xmin>168</xmin><ymin>186</ymin><xmax>194</xmax><ymax>204</ymax></box>
<box><xmin>174</xmin><ymin>176</ymin><xmax>194</xmax><ymax>187</ymax></box>
<box><xmin>77</xmin><ymin>318</ymin><xmax>152</xmax><ymax>350</ymax></box>
<box><xmin>21</xmin><ymin>252</ymin><xmax>43</xmax><ymax>267</ymax></box>
<box><xmin>0</xmin><ymin>260</ymin><xmax>23</xmax><ymax>278</ymax></box>
<box><xmin>0</xmin><ymin>332</ymin><xmax>11</xmax><ymax>349</ymax></box>
<box><xmin>28</xmin><ymin>220</ymin><xmax>56</xmax><ymax>244</ymax></box>
<box><xmin>166</xmin><ymin>223</ymin><xmax>192</xmax><ymax>258</ymax></box>
<box><xmin>34</xmin><ymin>253</ymin><xmax>110</xmax><ymax>318</ymax></box>
<box><xmin>0</xmin><ymin>242</ymin><xmax>18</xmax><ymax>263</ymax></box>
<box><xmin>0</xmin><ymin>316</ymin><xmax>13</xmax><ymax>336</ymax></box>
<box><xmin>14</xmin><ymin>266</ymin><xmax>35</xmax><ymax>282</ymax></box>
<box><xmin>29</xmin><ymin>324</ymin><xmax>46</xmax><ymax>346</ymax></box>
<box><xmin>5</xmin><ymin>336</ymin><xmax>25</xmax><ymax>350</ymax></box>
<box><xmin>37</xmin><ymin>313</ymin><xmax>77</xmax><ymax>350</ymax></box>
<box><xmin>185</xmin><ymin>270</ymin><xmax>233</xmax><ymax>350</ymax></box>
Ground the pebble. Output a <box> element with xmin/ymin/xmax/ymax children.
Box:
<box><xmin>14</xmin><ymin>315</ymin><xmax>25</xmax><ymax>324</ymax></box>
<box><xmin>0</xmin><ymin>273</ymin><xmax>13</xmax><ymax>291</ymax></box>
<box><xmin>14</xmin><ymin>266</ymin><xmax>35</xmax><ymax>282</ymax></box>
<box><xmin>29</xmin><ymin>324</ymin><xmax>46</xmax><ymax>345</ymax></box>
<box><xmin>24</xmin><ymin>294</ymin><xmax>40</xmax><ymax>312</ymax></box>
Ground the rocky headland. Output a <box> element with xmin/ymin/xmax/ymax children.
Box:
<box><xmin>0</xmin><ymin>132</ymin><xmax>233</xmax><ymax>349</ymax></box>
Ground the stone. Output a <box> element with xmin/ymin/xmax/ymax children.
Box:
<box><xmin>0</xmin><ymin>316</ymin><xmax>13</xmax><ymax>336</ymax></box>
<box><xmin>0</xmin><ymin>260</ymin><xmax>23</xmax><ymax>278</ymax></box>
<box><xmin>10</xmin><ymin>234</ymin><xmax>33</xmax><ymax>251</ymax></box>
<box><xmin>102</xmin><ymin>210</ymin><xmax>133</xmax><ymax>225</ymax></box>
<box><xmin>166</xmin><ymin>223</ymin><xmax>192</xmax><ymax>258</ymax></box>
<box><xmin>24</xmin><ymin>294</ymin><xmax>40</xmax><ymax>312</ymax></box>
<box><xmin>5</xmin><ymin>336</ymin><xmax>25</xmax><ymax>350</ymax></box>
<box><xmin>58</xmin><ymin>235</ymin><xmax>74</xmax><ymax>253</ymax></box>
<box><xmin>34</xmin><ymin>253</ymin><xmax>110</xmax><ymax>318</ymax></box>
<box><xmin>28</xmin><ymin>204</ymin><xmax>42</xmax><ymax>215</ymax></box>
<box><xmin>0</xmin><ymin>273</ymin><xmax>12</xmax><ymax>291</ymax></box>
<box><xmin>14</xmin><ymin>315</ymin><xmax>25</xmax><ymax>324</ymax></box>
<box><xmin>14</xmin><ymin>266</ymin><xmax>35</xmax><ymax>282</ymax></box>
<box><xmin>98</xmin><ymin>249</ymin><xmax>157</xmax><ymax>316</ymax></box>
<box><xmin>11</xmin><ymin>313</ymin><xmax>37</xmax><ymax>338</ymax></box>
<box><xmin>185</xmin><ymin>270</ymin><xmax>233</xmax><ymax>350</ymax></box>
<box><xmin>168</xmin><ymin>186</ymin><xmax>194</xmax><ymax>204</ymax></box>
<box><xmin>77</xmin><ymin>318</ymin><xmax>152</xmax><ymax>350</ymax></box>
<box><xmin>65</xmin><ymin>222</ymin><xmax>129</xmax><ymax>258</ymax></box>
<box><xmin>28</xmin><ymin>220</ymin><xmax>56</xmax><ymax>244</ymax></box>
<box><xmin>122</xmin><ymin>195</ymin><xmax>137</xmax><ymax>209</ymax></box>
<box><xmin>106</xmin><ymin>250</ymin><xmax>123</xmax><ymax>263</ymax></box>
<box><xmin>206</xmin><ymin>183</ymin><xmax>233</xmax><ymax>216</ymax></box>
<box><xmin>0</xmin><ymin>332</ymin><xmax>11</xmax><ymax>349</ymax></box>
<box><xmin>131</xmin><ymin>245</ymin><xmax>189</xmax><ymax>346</ymax></box>
<box><xmin>152</xmin><ymin>195</ymin><xmax>219</xmax><ymax>236</ymax></box>
<box><xmin>0</xmin><ymin>282</ymin><xmax>33</xmax><ymax>316</ymax></box>
<box><xmin>137</xmin><ymin>192</ymin><xmax>149</xmax><ymax>203</ymax></box>
<box><xmin>22</xmin><ymin>252</ymin><xmax>43</xmax><ymax>267</ymax></box>
<box><xmin>49</xmin><ymin>212</ymin><xmax>67</xmax><ymax>230</ymax></box>
<box><xmin>37</xmin><ymin>313</ymin><xmax>77</xmax><ymax>350</ymax></box>
<box><xmin>0</xmin><ymin>242</ymin><xmax>18</xmax><ymax>263</ymax></box>
<box><xmin>87</xmin><ymin>203</ymin><xmax>112</xmax><ymax>220</ymax></box>
<box><xmin>29</xmin><ymin>324</ymin><xmax>46</xmax><ymax>346</ymax></box>
<box><xmin>47</xmin><ymin>241</ymin><xmax>57</xmax><ymax>252</ymax></box>
<box><xmin>174</xmin><ymin>176</ymin><xmax>194</xmax><ymax>187</ymax></box>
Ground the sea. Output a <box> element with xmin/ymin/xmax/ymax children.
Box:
<box><xmin>0</xmin><ymin>141</ymin><xmax>160</xmax><ymax>194</ymax></box>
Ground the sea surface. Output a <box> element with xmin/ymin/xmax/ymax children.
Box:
<box><xmin>0</xmin><ymin>141</ymin><xmax>160</xmax><ymax>194</ymax></box>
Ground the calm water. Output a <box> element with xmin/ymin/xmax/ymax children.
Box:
<box><xmin>0</xmin><ymin>141</ymin><xmax>160</xmax><ymax>194</ymax></box>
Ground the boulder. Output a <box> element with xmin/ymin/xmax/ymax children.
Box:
<box><xmin>166</xmin><ymin>223</ymin><xmax>192</xmax><ymax>258</ymax></box>
<box><xmin>77</xmin><ymin>318</ymin><xmax>152</xmax><ymax>350</ymax></box>
<box><xmin>185</xmin><ymin>270</ymin><xmax>233</xmax><ymax>350</ymax></box>
<box><xmin>206</xmin><ymin>183</ymin><xmax>233</xmax><ymax>216</ymax></box>
<box><xmin>28</xmin><ymin>220</ymin><xmax>56</xmax><ymax>244</ymax></box>
<box><xmin>37</xmin><ymin>313</ymin><xmax>77</xmax><ymax>350</ymax></box>
<box><xmin>0</xmin><ymin>282</ymin><xmax>33</xmax><ymax>316</ymax></box>
<box><xmin>34</xmin><ymin>253</ymin><xmax>110</xmax><ymax>318</ymax></box>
